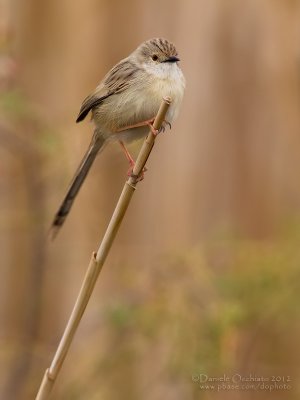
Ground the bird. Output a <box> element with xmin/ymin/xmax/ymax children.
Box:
<box><xmin>51</xmin><ymin>38</ymin><xmax>185</xmax><ymax>237</ymax></box>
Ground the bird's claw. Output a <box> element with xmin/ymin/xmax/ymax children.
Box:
<box><xmin>158</xmin><ymin>120</ymin><xmax>172</xmax><ymax>134</ymax></box>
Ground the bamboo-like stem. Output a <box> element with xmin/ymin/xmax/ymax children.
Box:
<box><xmin>36</xmin><ymin>97</ymin><xmax>171</xmax><ymax>400</ymax></box>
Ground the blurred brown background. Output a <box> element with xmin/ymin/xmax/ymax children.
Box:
<box><xmin>1</xmin><ymin>0</ymin><xmax>300</xmax><ymax>399</ymax></box>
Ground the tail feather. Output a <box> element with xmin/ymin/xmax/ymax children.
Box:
<box><xmin>51</xmin><ymin>133</ymin><xmax>105</xmax><ymax>239</ymax></box>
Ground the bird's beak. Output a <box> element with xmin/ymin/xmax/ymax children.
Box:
<box><xmin>163</xmin><ymin>56</ymin><xmax>180</xmax><ymax>63</ymax></box>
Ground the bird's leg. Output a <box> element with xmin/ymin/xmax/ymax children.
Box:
<box><xmin>119</xmin><ymin>140</ymin><xmax>135</xmax><ymax>167</ymax></box>
<box><xmin>116</xmin><ymin>118</ymin><xmax>159</xmax><ymax>136</ymax></box>
<box><xmin>118</xmin><ymin>141</ymin><xmax>147</xmax><ymax>180</ymax></box>
<box><xmin>116</xmin><ymin>118</ymin><xmax>172</xmax><ymax>136</ymax></box>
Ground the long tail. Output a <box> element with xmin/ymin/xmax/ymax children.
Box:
<box><xmin>51</xmin><ymin>132</ymin><xmax>105</xmax><ymax>238</ymax></box>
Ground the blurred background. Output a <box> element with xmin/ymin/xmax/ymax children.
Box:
<box><xmin>1</xmin><ymin>0</ymin><xmax>300</xmax><ymax>399</ymax></box>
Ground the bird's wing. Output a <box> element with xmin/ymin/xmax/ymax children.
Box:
<box><xmin>76</xmin><ymin>59</ymin><xmax>138</xmax><ymax>123</ymax></box>
<box><xmin>76</xmin><ymin>92</ymin><xmax>112</xmax><ymax>123</ymax></box>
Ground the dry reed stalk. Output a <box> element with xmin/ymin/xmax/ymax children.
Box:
<box><xmin>35</xmin><ymin>97</ymin><xmax>171</xmax><ymax>399</ymax></box>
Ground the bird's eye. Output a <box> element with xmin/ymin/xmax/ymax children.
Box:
<box><xmin>152</xmin><ymin>54</ymin><xmax>158</xmax><ymax>61</ymax></box>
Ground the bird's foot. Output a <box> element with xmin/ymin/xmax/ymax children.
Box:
<box><xmin>127</xmin><ymin>163</ymin><xmax>148</xmax><ymax>181</ymax></box>
<box><xmin>159</xmin><ymin>120</ymin><xmax>172</xmax><ymax>133</ymax></box>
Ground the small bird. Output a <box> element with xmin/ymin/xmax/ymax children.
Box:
<box><xmin>51</xmin><ymin>38</ymin><xmax>185</xmax><ymax>236</ymax></box>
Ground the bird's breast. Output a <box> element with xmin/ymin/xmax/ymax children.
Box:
<box><xmin>144</xmin><ymin>64</ymin><xmax>185</xmax><ymax>123</ymax></box>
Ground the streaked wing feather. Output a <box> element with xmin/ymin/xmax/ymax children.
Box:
<box><xmin>76</xmin><ymin>92</ymin><xmax>112</xmax><ymax>123</ymax></box>
<box><xmin>76</xmin><ymin>59</ymin><xmax>138</xmax><ymax>123</ymax></box>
